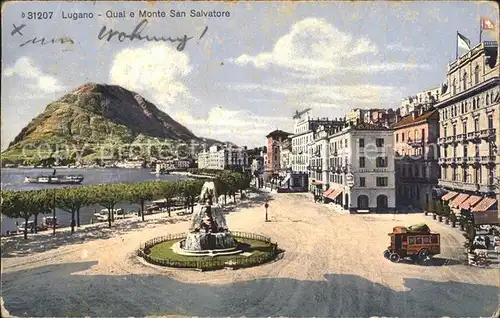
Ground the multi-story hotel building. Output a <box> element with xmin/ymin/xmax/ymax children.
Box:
<box><xmin>436</xmin><ymin>41</ymin><xmax>499</xmax><ymax>224</ymax></box>
<box><xmin>291</xmin><ymin>108</ymin><xmax>345</xmax><ymax>174</ymax></box>
<box><xmin>197</xmin><ymin>144</ymin><xmax>249</xmax><ymax>170</ymax></box>
<box><xmin>310</xmin><ymin>122</ymin><xmax>396</xmax><ymax>213</ymax></box>
<box><xmin>392</xmin><ymin>107</ymin><xmax>440</xmax><ymax>209</ymax></box>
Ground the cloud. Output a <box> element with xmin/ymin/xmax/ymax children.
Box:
<box><xmin>386</xmin><ymin>43</ymin><xmax>426</xmax><ymax>53</ymax></box>
<box><xmin>175</xmin><ymin>107</ymin><xmax>292</xmax><ymax>147</ymax></box>
<box><xmin>227</xmin><ymin>82</ymin><xmax>403</xmax><ymax>109</ymax></box>
<box><xmin>3</xmin><ymin>57</ymin><xmax>66</xmax><ymax>93</ymax></box>
<box><xmin>229</xmin><ymin>18</ymin><xmax>430</xmax><ymax>76</ymax></box>
<box><xmin>109</xmin><ymin>43</ymin><xmax>196</xmax><ymax>112</ymax></box>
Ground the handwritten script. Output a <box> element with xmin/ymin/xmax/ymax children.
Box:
<box><xmin>97</xmin><ymin>19</ymin><xmax>208</xmax><ymax>51</ymax></box>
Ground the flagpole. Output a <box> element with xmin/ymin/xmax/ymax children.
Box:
<box><xmin>479</xmin><ymin>17</ymin><xmax>483</xmax><ymax>44</ymax></box>
<box><xmin>456</xmin><ymin>31</ymin><xmax>458</xmax><ymax>60</ymax></box>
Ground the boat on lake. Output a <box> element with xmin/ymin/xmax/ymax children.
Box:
<box><xmin>24</xmin><ymin>169</ymin><xmax>84</xmax><ymax>185</ymax></box>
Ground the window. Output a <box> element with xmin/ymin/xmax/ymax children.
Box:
<box><xmin>453</xmin><ymin>125</ymin><xmax>456</xmax><ymax>136</ymax></box>
<box><xmin>416</xmin><ymin>237</ymin><xmax>422</xmax><ymax>244</ymax></box>
<box><xmin>463</xmin><ymin>145</ymin><xmax>468</xmax><ymax>158</ymax></box>
<box><xmin>452</xmin><ymin>79</ymin><xmax>456</xmax><ymax>95</ymax></box>
<box><xmin>359</xmin><ymin>177</ymin><xmax>366</xmax><ymax>187</ymax></box>
<box><xmin>423</xmin><ymin>236</ymin><xmax>430</xmax><ymax>244</ymax></box>
<box><xmin>409</xmin><ymin>237</ymin><xmax>415</xmax><ymax>245</ymax></box>
<box><xmin>376</xmin><ymin>177</ymin><xmax>388</xmax><ymax>187</ymax></box>
<box><xmin>474</xmin><ymin>118</ymin><xmax>479</xmax><ymax>131</ymax></box>
<box><xmin>422</xmin><ymin>166</ymin><xmax>426</xmax><ymax>177</ymax></box>
<box><xmin>462</xmin><ymin>167</ymin><xmax>467</xmax><ymax>182</ymax></box>
<box><xmin>359</xmin><ymin>138</ymin><xmax>365</xmax><ymax>148</ymax></box>
<box><xmin>396</xmin><ymin>134</ymin><xmax>399</xmax><ymax>142</ymax></box>
<box><xmin>474</xmin><ymin>65</ymin><xmax>479</xmax><ymax>84</ymax></box>
<box><xmin>462</xmin><ymin>121</ymin><xmax>467</xmax><ymax>135</ymax></box>
<box><xmin>359</xmin><ymin>157</ymin><xmax>365</xmax><ymax>168</ymax></box>
<box><xmin>486</xmin><ymin>93</ymin><xmax>490</xmax><ymax>105</ymax></box>
<box><xmin>415</xmin><ymin>166</ymin><xmax>420</xmax><ymax>177</ymax></box>
<box><xmin>376</xmin><ymin>138</ymin><xmax>384</xmax><ymax>147</ymax></box>
<box><xmin>402</xmin><ymin>132</ymin><xmax>405</xmax><ymax>141</ymax></box>
<box><xmin>462</xmin><ymin>103</ymin><xmax>466</xmax><ymax>113</ymax></box>
<box><xmin>472</xmin><ymin>99</ymin><xmax>476</xmax><ymax>110</ymax></box>
<box><xmin>431</xmin><ymin>235</ymin><xmax>438</xmax><ymax>244</ymax></box>
<box><xmin>462</xmin><ymin>72</ymin><xmax>467</xmax><ymax>90</ymax></box>
<box><xmin>376</xmin><ymin>157</ymin><xmax>388</xmax><ymax>167</ymax></box>
<box><xmin>488</xmin><ymin>115</ymin><xmax>494</xmax><ymax>129</ymax></box>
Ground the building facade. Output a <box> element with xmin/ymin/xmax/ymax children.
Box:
<box><xmin>393</xmin><ymin>108</ymin><xmax>440</xmax><ymax>209</ymax></box>
<box><xmin>197</xmin><ymin>145</ymin><xmax>249</xmax><ymax>170</ymax></box>
<box><xmin>291</xmin><ymin>109</ymin><xmax>345</xmax><ymax>174</ymax></box>
<box><xmin>400</xmin><ymin>87</ymin><xmax>441</xmax><ymax>117</ymax></box>
<box><xmin>266</xmin><ymin>130</ymin><xmax>291</xmax><ymax>174</ymax></box>
<box><xmin>436</xmin><ymin>41</ymin><xmax>499</xmax><ymax>224</ymax></box>
<box><xmin>309</xmin><ymin>122</ymin><xmax>396</xmax><ymax>213</ymax></box>
<box><xmin>279</xmin><ymin>138</ymin><xmax>292</xmax><ymax>173</ymax></box>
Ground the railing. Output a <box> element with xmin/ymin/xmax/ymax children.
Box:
<box><xmin>438</xmin><ymin>158</ymin><xmax>447</xmax><ymax>165</ymax></box>
<box><xmin>456</xmin><ymin>134</ymin><xmax>467</xmax><ymax>143</ymax></box>
<box><xmin>437</xmin><ymin>137</ymin><xmax>446</xmax><ymax>145</ymax></box>
<box><xmin>467</xmin><ymin>156</ymin><xmax>481</xmax><ymax>164</ymax></box>
<box><xmin>446</xmin><ymin>136</ymin><xmax>455</xmax><ymax>143</ymax></box>
<box><xmin>480</xmin><ymin>128</ymin><xmax>496</xmax><ymax>139</ymax></box>
<box><xmin>480</xmin><ymin>156</ymin><xmax>496</xmax><ymax>164</ymax></box>
<box><xmin>467</xmin><ymin>131</ymin><xmax>481</xmax><ymax>141</ymax></box>
<box><xmin>457</xmin><ymin>157</ymin><xmax>467</xmax><ymax>164</ymax></box>
<box><xmin>138</xmin><ymin>232</ymin><xmax>279</xmax><ymax>270</ymax></box>
<box><xmin>438</xmin><ymin>179</ymin><xmax>479</xmax><ymax>192</ymax></box>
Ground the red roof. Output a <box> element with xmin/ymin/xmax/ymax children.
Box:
<box><xmin>266</xmin><ymin>129</ymin><xmax>292</xmax><ymax>138</ymax></box>
<box><xmin>472</xmin><ymin>197</ymin><xmax>497</xmax><ymax>212</ymax></box>
<box><xmin>391</xmin><ymin>109</ymin><xmax>438</xmax><ymax>129</ymax></box>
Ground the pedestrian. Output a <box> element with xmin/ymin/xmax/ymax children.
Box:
<box><xmin>484</xmin><ymin>236</ymin><xmax>491</xmax><ymax>249</ymax></box>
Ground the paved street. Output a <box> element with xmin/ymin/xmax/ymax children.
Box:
<box><xmin>2</xmin><ymin>192</ymin><xmax>499</xmax><ymax>317</ymax></box>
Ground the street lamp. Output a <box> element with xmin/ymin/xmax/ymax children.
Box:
<box><xmin>264</xmin><ymin>199</ymin><xmax>269</xmax><ymax>222</ymax></box>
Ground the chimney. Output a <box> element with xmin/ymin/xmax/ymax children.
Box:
<box><xmin>412</xmin><ymin>110</ymin><xmax>417</xmax><ymax>119</ymax></box>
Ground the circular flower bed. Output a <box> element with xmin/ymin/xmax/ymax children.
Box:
<box><xmin>138</xmin><ymin>231</ymin><xmax>280</xmax><ymax>271</ymax></box>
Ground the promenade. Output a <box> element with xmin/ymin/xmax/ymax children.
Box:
<box><xmin>2</xmin><ymin>191</ymin><xmax>499</xmax><ymax>317</ymax></box>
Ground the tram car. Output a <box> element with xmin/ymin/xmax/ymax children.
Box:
<box><xmin>384</xmin><ymin>224</ymin><xmax>440</xmax><ymax>263</ymax></box>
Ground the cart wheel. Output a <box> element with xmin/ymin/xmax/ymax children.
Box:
<box><xmin>418</xmin><ymin>248</ymin><xmax>429</xmax><ymax>260</ymax></box>
<box><xmin>389</xmin><ymin>253</ymin><xmax>401</xmax><ymax>263</ymax></box>
<box><xmin>383</xmin><ymin>250</ymin><xmax>391</xmax><ymax>259</ymax></box>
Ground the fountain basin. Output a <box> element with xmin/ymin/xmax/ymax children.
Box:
<box><xmin>173</xmin><ymin>240</ymin><xmax>243</xmax><ymax>257</ymax></box>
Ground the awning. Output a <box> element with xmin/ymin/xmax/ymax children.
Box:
<box><xmin>458</xmin><ymin>195</ymin><xmax>482</xmax><ymax>210</ymax></box>
<box><xmin>450</xmin><ymin>193</ymin><xmax>470</xmax><ymax>209</ymax></box>
<box><xmin>311</xmin><ymin>181</ymin><xmax>323</xmax><ymax>186</ymax></box>
<box><xmin>441</xmin><ymin>191</ymin><xmax>458</xmax><ymax>201</ymax></box>
<box><xmin>472</xmin><ymin>197</ymin><xmax>497</xmax><ymax>212</ymax></box>
<box><xmin>327</xmin><ymin>188</ymin><xmax>342</xmax><ymax>200</ymax></box>
<box><xmin>323</xmin><ymin>188</ymin><xmax>335</xmax><ymax>197</ymax></box>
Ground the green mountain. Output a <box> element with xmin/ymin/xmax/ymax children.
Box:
<box><xmin>2</xmin><ymin>83</ymin><xmax>226</xmax><ymax>165</ymax></box>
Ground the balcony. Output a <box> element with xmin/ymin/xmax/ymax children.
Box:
<box><xmin>438</xmin><ymin>157</ymin><xmax>447</xmax><ymax>165</ymax></box>
<box><xmin>467</xmin><ymin>131</ymin><xmax>481</xmax><ymax>142</ymax></box>
<box><xmin>446</xmin><ymin>136</ymin><xmax>456</xmax><ymax>144</ymax></box>
<box><xmin>480</xmin><ymin>128</ymin><xmax>496</xmax><ymax>139</ymax></box>
<box><xmin>438</xmin><ymin>137</ymin><xmax>446</xmax><ymax>145</ymax></box>
<box><xmin>467</xmin><ymin>156</ymin><xmax>481</xmax><ymax>165</ymax></box>
<box><xmin>438</xmin><ymin>179</ymin><xmax>480</xmax><ymax>192</ymax></box>
<box><xmin>456</xmin><ymin>157</ymin><xmax>467</xmax><ymax>165</ymax></box>
<box><xmin>480</xmin><ymin>155</ymin><xmax>496</xmax><ymax>164</ymax></box>
<box><xmin>478</xmin><ymin>183</ymin><xmax>497</xmax><ymax>193</ymax></box>
<box><xmin>407</xmin><ymin>138</ymin><xmax>423</xmax><ymax>148</ymax></box>
<box><xmin>456</xmin><ymin>133</ymin><xmax>467</xmax><ymax>143</ymax></box>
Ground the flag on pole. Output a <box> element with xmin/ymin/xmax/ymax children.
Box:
<box><xmin>482</xmin><ymin>17</ymin><xmax>495</xmax><ymax>30</ymax></box>
<box><xmin>457</xmin><ymin>32</ymin><xmax>471</xmax><ymax>50</ymax></box>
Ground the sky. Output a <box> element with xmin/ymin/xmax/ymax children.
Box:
<box><xmin>1</xmin><ymin>1</ymin><xmax>498</xmax><ymax>150</ymax></box>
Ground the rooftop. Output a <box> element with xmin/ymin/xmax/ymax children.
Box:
<box><xmin>353</xmin><ymin>122</ymin><xmax>390</xmax><ymax>131</ymax></box>
<box><xmin>266</xmin><ymin>129</ymin><xmax>292</xmax><ymax>138</ymax></box>
<box><xmin>391</xmin><ymin>109</ymin><xmax>437</xmax><ymax>129</ymax></box>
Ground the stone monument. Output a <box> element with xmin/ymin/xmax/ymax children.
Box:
<box><xmin>177</xmin><ymin>181</ymin><xmax>239</xmax><ymax>255</ymax></box>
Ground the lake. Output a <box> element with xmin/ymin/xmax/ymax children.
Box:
<box><xmin>0</xmin><ymin>168</ymin><xmax>190</xmax><ymax>235</ymax></box>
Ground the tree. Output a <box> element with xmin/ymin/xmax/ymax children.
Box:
<box><xmin>92</xmin><ymin>184</ymin><xmax>125</xmax><ymax>228</ymax></box>
<box><xmin>1</xmin><ymin>190</ymin><xmax>33</xmax><ymax>239</ymax></box>
<box><xmin>159</xmin><ymin>182</ymin><xmax>178</xmax><ymax>217</ymax></box>
<box><xmin>31</xmin><ymin>189</ymin><xmax>53</xmax><ymax>234</ymax></box>
<box><xmin>127</xmin><ymin>182</ymin><xmax>156</xmax><ymax>222</ymax></box>
<box><xmin>56</xmin><ymin>187</ymin><xmax>91</xmax><ymax>234</ymax></box>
